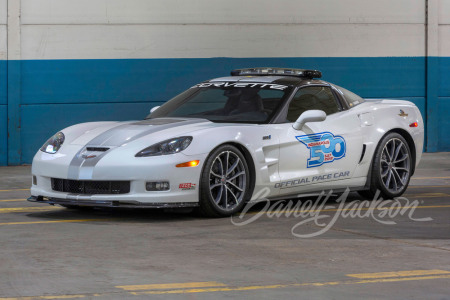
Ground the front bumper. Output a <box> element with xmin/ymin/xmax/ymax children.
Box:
<box><xmin>31</xmin><ymin>151</ymin><xmax>208</xmax><ymax>205</ymax></box>
<box><xmin>28</xmin><ymin>196</ymin><xmax>199</xmax><ymax>209</ymax></box>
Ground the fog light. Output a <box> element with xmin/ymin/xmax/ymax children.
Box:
<box><xmin>32</xmin><ymin>175</ymin><xmax>37</xmax><ymax>185</ymax></box>
<box><xmin>146</xmin><ymin>181</ymin><xmax>170</xmax><ymax>191</ymax></box>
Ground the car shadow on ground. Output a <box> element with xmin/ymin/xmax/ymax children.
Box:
<box><xmin>22</xmin><ymin>191</ymin><xmax>381</xmax><ymax>223</ymax></box>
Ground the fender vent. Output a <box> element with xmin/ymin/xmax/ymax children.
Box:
<box><xmin>359</xmin><ymin>144</ymin><xmax>367</xmax><ymax>164</ymax></box>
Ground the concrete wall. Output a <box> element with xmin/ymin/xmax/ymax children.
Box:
<box><xmin>0</xmin><ymin>0</ymin><xmax>449</xmax><ymax>164</ymax></box>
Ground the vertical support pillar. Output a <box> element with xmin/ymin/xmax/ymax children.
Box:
<box><xmin>7</xmin><ymin>0</ymin><xmax>21</xmax><ymax>164</ymax></box>
<box><xmin>426</xmin><ymin>0</ymin><xmax>439</xmax><ymax>152</ymax></box>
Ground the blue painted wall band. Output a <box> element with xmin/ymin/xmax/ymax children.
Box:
<box><xmin>1</xmin><ymin>56</ymin><xmax>449</xmax><ymax>164</ymax></box>
<box><xmin>6</xmin><ymin>60</ymin><xmax>21</xmax><ymax>165</ymax></box>
<box><xmin>0</xmin><ymin>61</ymin><xmax>7</xmax><ymax>166</ymax></box>
<box><xmin>426</xmin><ymin>56</ymin><xmax>439</xmax><ymax>152</ymax></box>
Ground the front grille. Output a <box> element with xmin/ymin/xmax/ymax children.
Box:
<box><xmin>51</xmin><ymin>178</ymin><xmax>130</xmax><ymax>194</ymax></box>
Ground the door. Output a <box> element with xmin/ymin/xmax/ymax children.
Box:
<box><xmin>276</xmin><ymin>85</ymin><xmax>363</xmax><ymax>196</ymax></box>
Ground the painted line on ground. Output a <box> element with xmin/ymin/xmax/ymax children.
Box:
<box><xmin>0</xmin><ymin>199</ymin><xmax>27</xmax><ymax>202</ymax></box>
<box><xmin>128</xmin><ymin>274</ymin><xmax>450</xmax><ymax>295</ymax></box>
<box><xmin>1</xmin><ymin>270</ymin><xmax>448</xmax><ymax>299</ymax></box>
<box><xmin>0</xmin><ymin>219</ymin><xmax>115</xmax><ymax>226</ymax></box>
<box><xmin>0</xmin><ymin>295</ymin><xmax>87</xmax><ymax>300</ymax></box>
<box><xmin>117</xmin><ymin>281</ymin><xmax>227</xmax><ymax>291</ymax></box>
<box><xmin>0</xmin><ymin>294</ymin><xmax>87</xmax><ymax>300</ymax></box>
<box><xmin>412</xmin><ymin>177</ymin><xmax>450</xmax><ymax>179</ymax></box>
<box><xmin>347</xmin><ymin>269</ymin><xmax>450</xmax><ymax>279</ymax></box>
<box><xmin>404</xmin><ymin>193</ymin><xmax>450</xmax><ymax>198</ymax></box>
<box><xmin>408</xmin><ymin>185</ymin><xmax>450</xmax><ymax>188</ymax></box>
<box><xmin>0</xmin><ymin>207</ymin><xmax>62</xmax><ymax>214</ymax></box>
<box><xmin>0</xmin><ymin>188</ymin><xmax>30</xmax><ymax>192</ymax></box>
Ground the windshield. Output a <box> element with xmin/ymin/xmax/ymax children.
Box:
<box><xmin>146</xmin><ymin>82</ymin><xmax>293</xmax><ymax>123</ymax></box>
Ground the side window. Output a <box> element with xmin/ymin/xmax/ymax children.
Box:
<box><xmin>286</xmin><ymin>86</ymin><xmax>340</xmax><ymax>122</ymax></box>
<box><xmin>333</xmin><ymin>85</ymin><xmax>365</xmax><ymax>108</ymax></box>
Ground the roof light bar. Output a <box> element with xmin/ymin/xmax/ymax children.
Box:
<box><xmin>230</xmin><ymin>67</ymin><xmax>322</xmax><ymax>79</ymax></box>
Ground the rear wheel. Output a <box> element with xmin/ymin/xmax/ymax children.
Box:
<box><xmin>359</xmin><ymin>133</ymin><xmax>412</xmax><ymax>200</ymax></box>
<box><xmin>199</xmin><ymin>145</ymin><xmax>251</xmax><ymax>217</ymax></box>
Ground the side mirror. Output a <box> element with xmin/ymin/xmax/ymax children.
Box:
<box><xmin>293</xmin><ymin>110</ymin><xmax>326</xmax><ymax>130</ymax></box>
<box><xmin>150</xmin><ymin>106</ymin><xmax>160</xmax><ymax>114</ymax></box>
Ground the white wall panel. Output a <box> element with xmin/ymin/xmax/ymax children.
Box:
<box><xmin>439</xmin><ymin>0</ymin><xmax>450</xmax><ymax>24</ymax></box>
<box><xmin>0</xmin><ymin>0</ymin><xmax>6</xmax><ymax>24</ymax></box>
<box><xmin>21</xmin><ymin>24</ymin><xmax>425</xmax><ymax>60</ymax></box>
<box><xmin>21</xmin><ymin>0</ymin><xmax>425</xmax><ymax>25</ymax></box>
<box><xmin>0</xmin><ymin>26</ymin><xmax>6</xmax><ymax>59</ymax></box>
<box><xmin>439</xmin><ymin>25</ymin><xmax>450</xmax><ymax>56</ymax></box>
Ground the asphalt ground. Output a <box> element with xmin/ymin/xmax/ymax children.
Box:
<box><xmin>0</xmin><ymin>153</ymin><xmax>449</xmax><ymax>299</ymax></box>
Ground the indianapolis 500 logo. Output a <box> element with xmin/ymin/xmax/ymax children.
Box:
<box><xmin>296</xmin><ymin>132</ymin><xmax>346</xmax><ymax>168</ymax></box>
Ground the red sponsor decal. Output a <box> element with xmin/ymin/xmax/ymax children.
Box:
<box><xmin>179</xmin><ymin>183</ymin><xmax>192</xmax><ymax>189</ymax></box>
<box><xmin>306</xmin><ymin>140</ymin><xmax>330</xmax><ymax>147</ymax></box>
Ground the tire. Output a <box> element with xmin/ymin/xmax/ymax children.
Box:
<box><xmin>199</xmin><ymin>144</ymin><xmax>251</xmax><ymax>217</ymax></box>
<box><xmin>359</xmin><ymin>132</ymin><xmax>412</xmax><ymax>200</ymax></box>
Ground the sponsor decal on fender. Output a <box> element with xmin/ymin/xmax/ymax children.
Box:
<box><xmin>179</xmin><ymin>183</ymin><xmax>196</xmax><ymax>190</ymax></box>
<box><xmin>296</xmin><ymin>132</ymin><xmax>346</xmax><ymax>168</ymax></box>
<box><xmin>398</xmin><ymin>109</ymin><xmax>408</xmax><ymax>117</ymax></box>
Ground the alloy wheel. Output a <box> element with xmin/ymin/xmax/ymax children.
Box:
<box><xmin>209</xmin><ymin>150</ymin><xmax>247</xmax><ymax>211</ymax></box>
<box><xmin>380</xmin><ymin>138</ymin><xmax>410</xmax><ymax>193</ymax></box>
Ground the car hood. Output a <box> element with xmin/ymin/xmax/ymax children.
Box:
<box><xmin>68</xmin><ymin>118</ymin><xmax>212</xmax><ymax>147</ymax></box>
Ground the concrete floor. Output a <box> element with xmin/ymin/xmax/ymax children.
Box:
<box><xmin>0</xmin><ymin>153</ymin><xmax>449</xmax><ymax>299</ymax></box>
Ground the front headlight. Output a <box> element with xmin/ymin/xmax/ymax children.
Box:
<box><xmin>40</xmin><ymin>132</ymin><xmax>65</xmax><ymax>154</ymax></box>
<box><xmin>135</xmin><ymin>136</ymin><xmax>193</xmax><ymax>157</ymax></box>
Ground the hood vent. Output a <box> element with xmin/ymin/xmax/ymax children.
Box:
<box><xmin>86</xmin><ymin>147</ymin><xmax>110</xmax><ymax>152</ymax></box>
<box><xmin>132</xmin><ymin>118</ymin><xmax>185</xmax><ymax>125</ymax></box>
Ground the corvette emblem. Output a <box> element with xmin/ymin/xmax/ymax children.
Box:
<box><xmin>82</xmin><ymin>154</ymin><xmax>97</xmax><ymax>159</ymax></box>
<box><xmin>398</xmin><ymin>110</ymin><xmax>408</xmax><ymax>117</ymax></box>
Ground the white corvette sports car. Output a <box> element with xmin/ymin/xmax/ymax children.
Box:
<box><xmin>29</xmin><ymin>67</ymin><xmax>424</xmax><ymax>217</ymax></box>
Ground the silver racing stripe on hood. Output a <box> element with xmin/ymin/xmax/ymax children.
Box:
<box><xmin>86</xmin><ymin>119</ymin><xmax>187</xmax><ymax>147</ymax></box>
<box><xmin>67</xmin><ymin>118</ymin><xmax>207</xmax><ymax>180</ymax></box>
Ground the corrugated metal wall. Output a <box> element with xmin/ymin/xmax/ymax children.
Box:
<box><xmin>0</xmin><ymin>0</ymin><xmax>449</xmax><ymax>165</ymax></box>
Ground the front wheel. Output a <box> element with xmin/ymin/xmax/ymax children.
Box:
<box><xmin>359</xmin><ymin>133</ymin><xmax>412</xmax><ymax>200</ymax></box>
<box><xmin>199</xmin><ymin>145</ymin><xmax>251</xmax><ymax>217</ymax></box>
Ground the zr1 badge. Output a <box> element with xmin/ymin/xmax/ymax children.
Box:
<box><xmin>296</xmin><ymin>132</ymin><xmax>346</xmax><ymax>168</ymax></box>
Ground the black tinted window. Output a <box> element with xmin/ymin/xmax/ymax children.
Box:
<box><xmin>333</xmin><ymin>85</ymin><xmax>364</xmax><ymax>107</ymax></box>
<box><xmin>286</xmin><ymin>86</ymin><xmax>339</xmax><ymax>122</ymax></box>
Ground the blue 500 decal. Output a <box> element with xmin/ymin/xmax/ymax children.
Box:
<box><xmin>296</xmin><ymin>132</ymin><xmax>346</xmax><ymax>168</ymax></box>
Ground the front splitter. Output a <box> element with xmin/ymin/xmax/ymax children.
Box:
<box><xmin>27</xmin><ymin>196</ymin><xmax>199</xmax><ymax>209</ymax></box>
